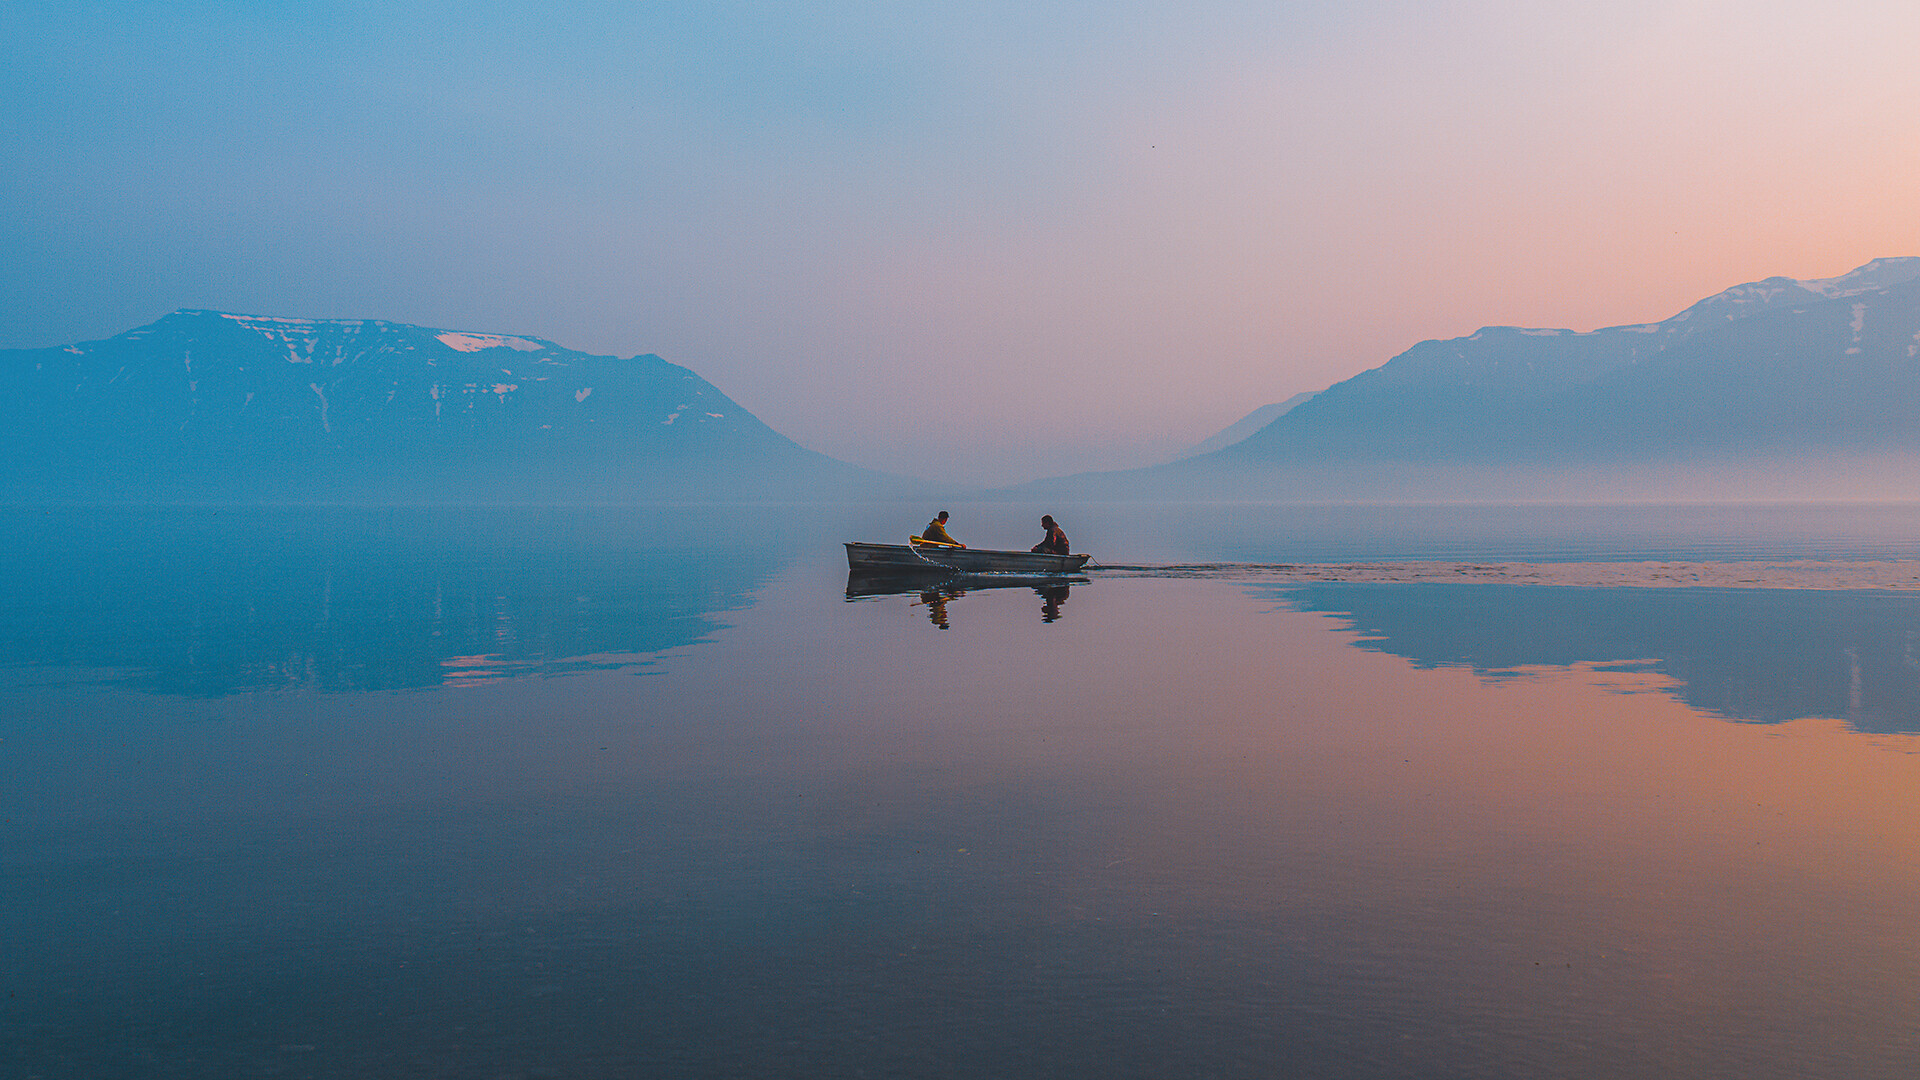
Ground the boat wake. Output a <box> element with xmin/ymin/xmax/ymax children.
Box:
<box><xmin>1089</xmin><ymin>560</ymin><xmax>1920</xmax><ymax>590</ymax></box>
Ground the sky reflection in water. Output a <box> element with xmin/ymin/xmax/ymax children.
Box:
<box><xmin>5</xmin><ymin>506</ymin><xmax>1920</xmax><ymax>1078</ymax></box>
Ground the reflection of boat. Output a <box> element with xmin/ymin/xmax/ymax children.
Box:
<box><xmin>846</xmin><ymin>570</ymin><xmax>1085</xmax><ymax>627</ymax></box>
<box><xmin>846</xmin><ymin>569</ymin><xmax>1090</xmax><ymax>598</ymax></box>
<box><xmin>845</xmin><ymin>540</ymin><xmax>1091</xmax><ymax>575</ymax></box>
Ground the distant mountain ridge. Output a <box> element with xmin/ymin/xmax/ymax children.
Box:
<box><xmin>1174</xmin><ymin>391</ymin><xmax>1320</xmax><ymax>460</ymax></box>
<box><xmin>1016</xmin><ymin>257</ymin><xmax>1920</xmax><ymax>500</ymax></box>
<box><xmin>0</xmin><ymin>309</ymin><xmax>877</xmax><ymax>501</ymax></box>
<box><xmin>1230</xmin><ymin>256</ymin><xmax>1920</xmax><ymax>464</ymax></box>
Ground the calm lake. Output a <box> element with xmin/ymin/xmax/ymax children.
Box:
<box><xmin>6</xmin><ymin>503</ymin><xmax>1920</xmax><ymax>1078</ymax></box>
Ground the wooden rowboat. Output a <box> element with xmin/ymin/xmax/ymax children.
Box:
<box><xmin>845</xmin><ymin>539</ymin><xmax>1091</xmax><ymax>575</ymax></box>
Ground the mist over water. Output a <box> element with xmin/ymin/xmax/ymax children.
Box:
<box><xmin>6</xmin><ymin>503</ymin><xmax>1920</xmax><ymax>1077</ymax></box>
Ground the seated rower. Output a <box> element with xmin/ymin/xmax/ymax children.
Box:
<box><xmin>921</xmin><ymin>510</ymin><xmax>964</xmax><ymax>548</ymax></box>
<box><xmin>1030</xmin><ymin>514</ymin><xmax>1069</xmax><ymax>555</ymax></box>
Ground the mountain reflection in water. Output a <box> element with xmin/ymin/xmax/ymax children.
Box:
<box><xmin>846</xmin><ymin>570</ymin><xmax>1085</xmax><ymax>628</ymax></box>
<box><xmin>14</xmin><ymin>507</ymin><xmax>1920</xmax><ymax>1078</ymax></box>
<box><xmin>1268</xmin><ymin>582</ymin><xmax>1920</xmax><ymax>733</ymax></box>
<box><xmin>0</xmin><ymin>507</ymin><xmax>781</xmax><ymax>696</ymax></box>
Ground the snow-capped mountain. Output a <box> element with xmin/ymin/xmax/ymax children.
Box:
<box><xmin>1</xmin><ymin>310</ymin><xmax>868</xmax><ymax>500</ymax></box>
<box><xmin>1224</xmin><ymin>257</ymin><xmax>1920</xmax><ymax>464</ymax></box>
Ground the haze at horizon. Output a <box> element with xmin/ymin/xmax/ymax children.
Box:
<box><xmin>6</xmin><ymin>1</ymin><xmax>1920</xmax><ymax>485</ymax></box>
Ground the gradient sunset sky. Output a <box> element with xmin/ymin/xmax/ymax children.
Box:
<box><xmin>5</xmin><ymin>1</ymin><xmax>1918</xmax><ymax>483</ymax></box>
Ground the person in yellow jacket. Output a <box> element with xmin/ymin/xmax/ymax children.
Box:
<box><xmin>921</xmin><ymin>510</ymin><xmax>964</xmax><ymax>548</ymax></box>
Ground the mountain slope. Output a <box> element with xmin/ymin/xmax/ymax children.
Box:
<box><xmin>1230</xmin><ymin>257</ymin><xmax>1920</xmax><ymax>464</ymax></box>
<box><xmin>1173</xmin><ymin>391</ymin><xmax>1319</xmax><ymax>460</ymax></box>
<box><xmin>0</xmin><ymin>310</ymin><xmax>881</xmax><ymax>501</ymax></box>
<box><xmin>1016</xmin><ymin>257</ymin><xmax>1920</xmax><ymax>501</ymax></box>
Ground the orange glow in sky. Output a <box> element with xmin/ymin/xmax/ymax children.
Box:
<box><xmin>7</xmin><ymin>1</ymin><xmax>1920</xmax><ymax>482</ymax></box>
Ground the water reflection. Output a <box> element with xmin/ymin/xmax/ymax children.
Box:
<box><xmin>1039</xmin><ymin>583</ymin><xmax>1069</xmax><ymax>623</ymax></box>
<box><xmin>0</xmin><ymin>507</ymin><xmax>783</xmax><ymax>695</ymax></box>
<box><xmin>11</xmin><ymin>542</ymin><xmax>1920</xmax><ymax>1077</ymax></box>
<box><xmin>1269</xmin><ymin>582</ymin><xmax>1920</xmax><ymax>732</ymax></box>
<box><xmin>846</xmin><ymin>570</ymin><xmax>1087</xmax><ymax>628</ymax></box>
<box><xmin>918</xmin><ymin>588</ymin><xmax>955</xmax><ymax>629</ymax></box>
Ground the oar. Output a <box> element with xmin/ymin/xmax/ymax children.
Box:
<box><xmin>905</xmin><ymin>536</ymin><xmax>967</xmax><ymax>573</ymax></box>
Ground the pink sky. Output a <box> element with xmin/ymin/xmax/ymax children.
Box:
<box><xmin>6</xmin><ymin>0</ymin><xmax>1919</xmax><ymax>483</ymax></box>
<box><xmin>678</xmin><ymin>1</ymin><xmax>1920</xmax><ymax>483</ymax></box>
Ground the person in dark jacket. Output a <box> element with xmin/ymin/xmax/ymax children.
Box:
<box><xmin>1030</xmin><ymin>515</ymin><xmax>1069</xmax><ymax>555</ymax></box>
<box><xmin>921</xmin><ymin>511</ymin><xmax>964</xmax><ymax>547</ymax></box>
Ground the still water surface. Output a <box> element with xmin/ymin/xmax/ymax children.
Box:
<box><xmin>5</xmin><ymin>504</ymin><xmax>1920</xmax><ymax>1078</ymax></box>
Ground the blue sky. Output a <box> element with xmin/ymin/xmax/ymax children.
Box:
<box><xmin>6</xmin><ymin>1</ymin><xmax>1919</xmax><ymax>483</ymax></box>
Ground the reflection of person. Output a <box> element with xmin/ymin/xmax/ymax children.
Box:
<box><xmin>922</xmin><ymin>511</ymin><xmax>964</xmax><ymax>547</ymax></box>
<box><xmin>918</xmin><ymin>588</ymin><xmax>956</xmax><ymax>629</ymax></box>
<box><xmin>1038</xmin><ymin>584</ymin><xmax>1069</xmax><ymax>623</ymax></box>
<box><xmin>1030</xmin><ymin>514</ymin><xmax>1069</xmax><ymax>555</ymax></box>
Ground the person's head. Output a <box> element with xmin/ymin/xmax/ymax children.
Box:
<box><xmin>1041</xmin><ymin>515</ymin><xmax>1056</xmax><ymax>529</ymax></box>
<box><xmin>937</xmin><ymin>510</ymin><xmax>949</xmax><ymax>522</ymax></box>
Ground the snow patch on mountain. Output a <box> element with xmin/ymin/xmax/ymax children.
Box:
<box><xmin>437</xmin><ymin>332</ymin><xmax>545</xmax><ymax>353</ymax></box>
<box><xmin>220</xmin><ymin>313</ymin><xmax>324</xmax><ymax>329</ymax></box>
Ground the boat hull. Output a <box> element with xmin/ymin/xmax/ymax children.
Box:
<box><xmin>845</xmin><ymin>541</ymin><xmax>1090</xmax><ymax>575</ymax></box>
